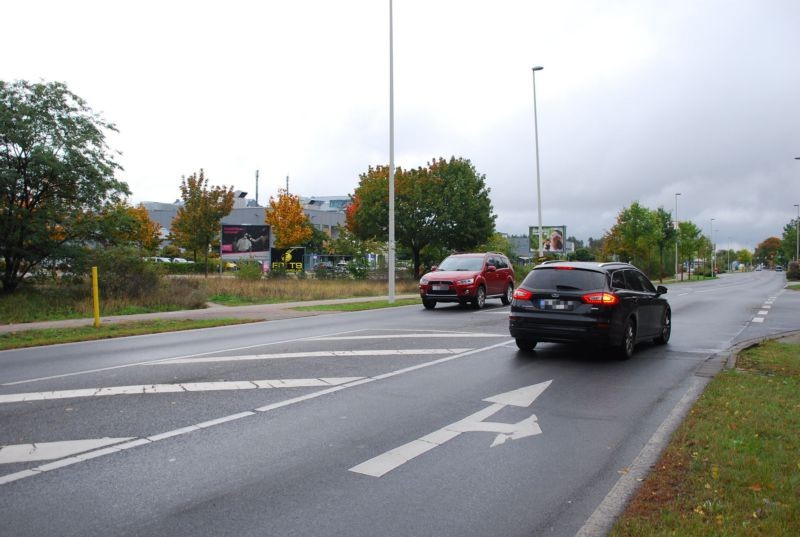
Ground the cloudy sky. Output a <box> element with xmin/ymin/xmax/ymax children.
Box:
<box><xmin>5</xmin><ymin>0</ymin><xmax>799</xmax><ymax>250</ymax></box>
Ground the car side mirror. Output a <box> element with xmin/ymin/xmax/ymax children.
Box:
<box><xmin>656</xmin><ymin>285</ymin><xmax>668</xmax><ymax>295</ymax></box>
<box><xmin>486</xmin><ymin>265</ymin><xmax>497</xmax><ymax>272</ymax></box>
<box><xmin>431</xmin><ymin>265</ymin><xmax>438</xmax><ymax>272</ymax></box>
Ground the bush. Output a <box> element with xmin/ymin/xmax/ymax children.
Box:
<box><xmin>236</xmin><ymin>258</ymin><xmax>263</xmax><ymax>280</ymax></box>
<box><xmin>787</xmin><ymin>262</ymin><xmax>800</xmax><ymax>281</ymax></box>
<box><xmin>347</xmin><ymin>258</ymin><xmax>370</xmax><ymax>280</ymax></box>
<box><xmin>91</xmin><ymin>247</ymin><xmax>162</xmax><ymax>298</ymax></box>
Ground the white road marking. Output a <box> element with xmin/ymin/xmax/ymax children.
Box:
<box><xmin>0</xmin><ymin>340</ymin><xmax>515</xmax><ymax>486</ymax></box>
<box><xmin>0</xmin><ymin>378</ymin><xmax>363</xmax><ymax>404</ymax></box>
<box><xmin>309</xmin><ymin>333</ymin><xmax>506</xmax><ymax>340</ymax></box>
<box><xmin>752</xmin><ymin>317</ymin><xmax>765</xmax><ymax>323</ymax></box>
<box><xmin>159</xmin><ymin>348</ymin><xmax>472</xmax><ymax>365</ymax></box>
<box><xmin>758</xmin><ymin>310</ymin><xmax>769</xmax><ymax>316</ymax></box>
<box><xmin>763</xmin><ymin>305</ymin><xmax>771</xmax><ymax>309</ymax></box>
<box><xmin>350</xmin><ymin>380</ymin><xmax>552</xmax><ymax>478</ymax></box>
<box><xmin>0</xmin><ymin>438</ymin><xmax>133</xmax><ymax>464</ymax></box>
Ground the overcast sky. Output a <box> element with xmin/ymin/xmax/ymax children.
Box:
<box><xmin>5</xmin><ymin>0</ymin><xmax>800</xmax><ymax>250</ymax></box>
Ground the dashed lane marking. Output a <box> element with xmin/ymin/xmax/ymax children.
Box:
<box><xmin>0</xmin><ymin>438</ymin><xmax>134</xmax><ymax>464</ymax></box>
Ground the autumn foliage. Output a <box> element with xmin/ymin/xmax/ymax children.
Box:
<box><xmin>267</xmin><ymin>189</ymin><xmax>313</xmax><ymax>248</ymax></box>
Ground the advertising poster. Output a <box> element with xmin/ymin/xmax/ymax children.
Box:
<box><xmin>529</xmin><ymin>226</ymin><xmax>567</xmax><ymax>253</ymax></box>
<box><xmin>221</xmin><ymin>225</ymin><xmax>270</xmax><ymax>258</ymax></box>
<box><xmin>270</xmin><ymin>247</ymin><xmax>305</xmax><ymax>272</ymax></box>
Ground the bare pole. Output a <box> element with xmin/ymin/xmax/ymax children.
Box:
<box><xmin>532</xmin><ymin>66</ymin><xmax>544</xmax><ymax>258</ymax></box>
<box><xmin>388</xmin><ymin>0</ymin><xmax>396</xmax><ymax>302</ymax></box>
<box><xmin>255</xmin><ymin>169</ymin><xmax>259</xmax><ymax>206</ymax></box>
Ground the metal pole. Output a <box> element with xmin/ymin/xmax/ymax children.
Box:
<box><xmin>674</xmin><ymin>192</ymin><xmax>681</xmax><ymax>278</ymax></box>
<box><xmin>795</xmin><ymin>203</ymin><xmax>799</xmax><ymax>264</ymax></box>
<box><xmin>532</xmin><ymin>66</ymin><xmax>544</xmax><ymax>258</ymax></box>
<box><xmin>388</xmin><ymin>0</ymin><xmax>396</xmax><ymax>302</ymax></box>
<box><xmin>710</xmin><ymin>218</ymin><xmax>715</xmax><ymax>276</ymax></box>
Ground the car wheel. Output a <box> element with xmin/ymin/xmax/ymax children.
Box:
<box><xmin>515</xmin><ymin>338</ymin><xmax>537</xmax><ymax>351</ymax></box>
<box><xmin>618</xmin><ymin>319</ymin><xmax>636</xmax><ymax>360</ymax></box>
<box><xmin>422</xmin><ymin>299</ymin><xmax>436</xmax><ymax>310</ymax></box>
<box><xmin>472</xmin><ymin>285</ymin><xmax>486</xmax><ymax>309</ymax></box>
<box><xmin>501</xmin><ymin>283</ymin><xmax>514</xmax><ymax>305</ymax></box>
<box><xmin>654</xmin><ymin>310</ymin><xmax>671</xmax><ymax>344</ymax></box>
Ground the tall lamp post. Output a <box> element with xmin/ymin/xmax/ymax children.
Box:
<box><xmin>710</xmin><ymin>217</ymin><xmax>715</xmax><ymax>276</ymax></box>
<box><xmin>532</xmin><ymin>66</ymin><xmax>544</xmax><ymax>258</ymax></box>
<box><xmin>794</xmin><ymin>203</ymin><xmax>799</xmax><ymax>264</ymax></box>
<box><xmin>674</xmin><ymin>192</ymin><xmax>681</xmax><ymax>278</ymax></box>
<box><xmin>387</xmin><ymin>0</ymin><xmax>396</xmax><ymax>303</ymax></box>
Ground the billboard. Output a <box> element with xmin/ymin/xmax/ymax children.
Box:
<box><xmin>221</xmin><ymin>225</ymin><xmax>270</xmax><ymax>258</ymax></box>
<box><xmin>271</xmin><ymin>247</ymin><xmax>305</xmax><ymax>273</ymax></box>
<box><xmin>529</xmin><ymin>226</ymin><xmax>567</xmax><ymax>253</ymax></box>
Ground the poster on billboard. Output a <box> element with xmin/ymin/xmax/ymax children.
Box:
<box><xmin>529</xmin><ymin>226</ymin><xmax>567</xmax><ymax>253</ymax></box>
<box><xmin>271</xmin><ymin>247</ymin><xmax>305</xmax><ymax>273</ymax></box>
<box><xmin>221</xmin><ymin>225</ymin><xmax>270</xmax><ymax>258</ymax></box>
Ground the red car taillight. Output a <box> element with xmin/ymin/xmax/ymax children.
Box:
<box><xmin>513</xmin><ymin>288</ymin><xmax>533</xmax><ymax>300</ymax></box>
<box><xmin>582</xmin><ymin>292</ymin><xmax>619</xmax><ymax>305</ymax></box>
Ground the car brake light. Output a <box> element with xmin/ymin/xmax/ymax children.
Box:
<box><xmin>582</xmin><ymin>292</ymin><xmax>619</xmax><ymax>305</ymax></box>
<box><xmin>513</xmin><ymin>288</ymin><xmax>533</xmax><ymax>300</ymax></box>
<box><xmin>555</xmin><ymin>266</ymin><xmax>574</xmax><ymax>270</ymax></box>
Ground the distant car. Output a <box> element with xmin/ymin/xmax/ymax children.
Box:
<box><xmin>775</xmin><ymin>265</ymin><xmax>784</xmax><ymax>272</ymax></box>
<box><xmin>418</xmin><ymin>253</ymin><xmax>515</xmax><ymax>309</ymax></box>
<box><xmin>509</xmin><ymin>261</ymin><xmax>670</xmax><ymax>359</ymax></box>
<box><xmin>171</xmin><ymin>257</ymin><xmax>189</xmax><ymax>263</ymax></box>
<box><xmin>755</xmin><ymin>266</ymin><xmax>762</xmax><ymax>271</ymax></box>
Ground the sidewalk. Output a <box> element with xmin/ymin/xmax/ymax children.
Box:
<box><xmin>0</xmin><ymin>294</ymin><xmax>421</xmax><ymax>334</ymax></box>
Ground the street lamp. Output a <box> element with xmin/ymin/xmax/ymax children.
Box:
<box><xmin>710</xmin><ymin>217</ymin><xmax>715</xmax><ymax>276</ymax></box>
<box><xmin>387</xmin><ymin>0</ymin><xmax>396</xmax><ymax>302</ymax></box>
<box><xmin>794</xmin><ymin>203</ymin><xmax>799</xmax><ymax>264</ymax></box>
<box><xmin>674</xmin><ymin>193</ymin><xmax>681</xmax><ymax>278</ymax></box>
<box><xmin>532</xmin><ymin>66</ymin><xmax>544</xmax><ymax>258</ymax></box>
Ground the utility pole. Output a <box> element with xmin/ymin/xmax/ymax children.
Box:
<box><xmin>255</xmin><ymin>170</ymin><xmax>259</xmax><ymax>206</ymax></box>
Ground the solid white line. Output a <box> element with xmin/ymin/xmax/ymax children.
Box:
<box><xmin>0</xmin><ymin>377</ymin><xmax>365</xmax><ymax>404</ymax></box>
<box><xmin>159</xmin><ymin>348</ymin><xmax>473</xmax><ymax>365</ymax></box>
<box><xmin>1</xmin><ymin>328</ymin><xmax>372</xmax><ymax>387</ymax></box>
<box><xmin>575</xmin><ymin>376</ymin><xmax>709</xmax><ymax>537</ymax></box>
<box><xmin>309</xmin><ymin>333</ymin><xmax>507</xmax><ymax>340</ymax></box>
<box><xmin>0</xmin><ymin>339</ymin><xmax>513</xmax><ymax>486</ymax></box>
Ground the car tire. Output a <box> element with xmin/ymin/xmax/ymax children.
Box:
<box><xmin>472</xmin><ymin>285</ymin><xmax>486</xmax><ymax>309</ymax></box>
<box><xmin>515</xmin><ymin>338</ymin><xmax>537</xmax><ymax>351</ymax></box>
<box><xmin>501</xmin><ymin>283</ymin><xmax>514</xmax><ymax>305</ymax></box>
<box><xmin>422</xmin><ymin>299</ymin><xmax>436</xmax><ymax>310</ymax></box>
<box><xmin>654</xmin><ymin>310</ymin><xmax>671</xmax><ymax>344</ymax></box>
<box><xmin>617</xmin><ymin>319</ymin><xmax>636</xmax><ymax>360</ymax></box>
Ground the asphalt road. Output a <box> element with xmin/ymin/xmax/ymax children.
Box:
<box><xmin>0</xmin><ymin>271</ymin><xmax>794</xmax><ymax>537</ymax></box>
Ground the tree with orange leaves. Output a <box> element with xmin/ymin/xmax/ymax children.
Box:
<box><xmin>266</xmin><ymin>189</ymin><xmax>313</xmax><ymax>248</ymax></box>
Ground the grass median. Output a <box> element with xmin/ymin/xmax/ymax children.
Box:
<box><xmin>610</xmin><ymin>339</ymin><xmax>800</xmax><ymax>536</ymax></box>
<box><xmin>0</xmin><ymin>319</ymin><xmax>258</xmax><ymax>351</ymax></box>
<box><xmin>292</xmin><ymin>298</ymin><xmax>421</xmax><ymax>312</ymax></box>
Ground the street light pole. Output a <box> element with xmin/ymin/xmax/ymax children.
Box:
<box><xmin>710</xmin><ymin>217</ymin><xmax>715</xmax><ymax>276</ymax></box>
<box><xmin>794</xmin><ymin>203</ymin><xmax>799</xmax><ymax>264</ymax></box>
<box><xmin>387</xmin><ymin>0</ymin><xmax>396</xmax><ymax>303</ymax></box>
<box><xmin>532</xmin><ymin>66</ymin><xmax>544</xmax><ymax>258</ymax></box>
<box><xmin>674</xmin><ymin>192</ymin><xmax>681</xmax><ymax>279</ymax></box>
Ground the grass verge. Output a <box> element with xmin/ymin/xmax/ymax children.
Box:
<box><xmin>293</xmin><ymin>298</ymin><xmax>421</xmax><ymax>312</ymax></box>
<box><xmin>609</xmin><ymin>340</ymin><xmax>800</xmax><ymax>536</ymax></box>
<box><xmin>0</xmin><ymin>318</ymin><xmax>257</xmax><ymax>350</ymax></box>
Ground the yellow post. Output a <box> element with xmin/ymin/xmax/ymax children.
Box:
<box><xmin>92</xmin><ymin>266</ymin><xmax>101</xmax><ymax>328</ymax></box>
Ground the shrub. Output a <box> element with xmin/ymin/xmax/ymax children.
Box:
<box><xmin>91</xmin><ymin>247</ymin><xmax>162</xmax><ymax>298</ymax></box>
<box><xmin>787</xmin><ymin>262</ymin><xmax>800</xmax><ymax>281</ymax></box>
<box><xmin>236</xmin><ymin>258</ymin><xmax>263</xmax><ymax>280</ymax></box>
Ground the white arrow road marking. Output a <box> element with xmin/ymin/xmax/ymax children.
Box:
<box><xmin>349</xmin><ymin>380</ymin><xmax>552</xmax><ymax>478</ymax></box>
<box><xmin>159</xmin><ymin>348</ymin><xmax>472</xmax><ymax>365</ymax></box>
<box><xmin>0</xmin><ymin>438</ymin><xmax>134</xmax><ymax>464</ymax></box>
<box><xmin>0</xmin><ymin>377</ymin><xmax>364</xmax><ymax>404</ymax></box>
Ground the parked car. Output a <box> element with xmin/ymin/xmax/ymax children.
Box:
<box><xmin>418</xmin><ymin>253</ymin><xmax>515</xmax><ymax>309</ymax></box>
<box><xmin>509</xmin><ymin>261</ymin><xmax>670</xmax><ymax>359</ymax></box>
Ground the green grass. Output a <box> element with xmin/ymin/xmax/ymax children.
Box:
<box><xmin>0</xmin><ymin>318</ymin><xmax>257</xmax><ymax>350</ymax></box>
<box><xmin>787</xmin><ymin>283</ymin><xmax>800</xmax><ymax>291</ymax></box>
<box><xmin>208</xmin><ymin>294</ymin><xmax>283</xmax><ymax>306</ymax></box>
<box><xmin>610</xmin><ymin>340</ymin><xmax>800</xmax><ymax>536</ymax></box>
<box><xmin>293</xmin><ymin>298</ymin><xmax>421</xmax><ymax>312</ymax></box>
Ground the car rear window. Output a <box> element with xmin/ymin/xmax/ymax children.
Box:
<box><xmin>522</xmin><ymin>268</ymin><xmax>606</xmax><ymax>291</ymax></box>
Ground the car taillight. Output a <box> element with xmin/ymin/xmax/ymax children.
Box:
<box><xmin>582</xmin><ymin>292</ymin><xmax>619</xmax><ymax>305</ymax></box>
<box><xmin>513</xmin><ymin>288</ymin><xmax>533</xmax><ymax>300</ymax></box>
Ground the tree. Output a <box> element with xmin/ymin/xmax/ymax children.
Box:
<box><xmin>780</xmin><ymin>218</ymin><xmax>799</xmax><ymax>264</ymax></box>
<box><xmin>266</xmin><ymin>188</ymin><xmax>312</xmax><ymax>248</ymax></box>
<box><xmin>677</xmin><ymin>221</ymin><xmax>702</xmax><ymax>279</ymax></box>
<box><xmin>348</xmin><ymin>157</ymin><xmax>495</xmax><ymax>276</ymax></box>
<box><xmin>0</xmin><ymin>80</ymin><xmax>129</xmax><ymax>293</ymax></box>
<box><xmin>602</xmin><ymin>202</ymin><xmax>658</xmax><ymax>271</ymax></box>
<box><xmin>170</xmin><ymin>169</ymin><xmax>233</xmax><ymax>275</ymax></box>
<box><xmin>653</xmin><ymin>207</ymin><xmax>677</xmax><ymax>281</ymax></box>
<box><xmin>96</xmin><ymin>201</ymin><xmax>161</xmax><ymax>254</ymax></box>
<box><xmin>754</xmin><ymin>237</ymin><xmax>782</xmax><ymax>268</ymax></box>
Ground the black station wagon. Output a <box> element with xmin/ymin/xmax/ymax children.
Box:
<box><xmin>509</xmin><ymin>261</ymin><xmax>670</xmax><ymax>359</ymax></box>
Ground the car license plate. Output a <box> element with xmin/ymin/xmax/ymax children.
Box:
<box><xmin>539</xmin><ymin>299</ymin><xmax>573</xmax><ymax>311</ymax></box>
<box><xmin>432</xmin><ymin>284</ymin><xmax>450</xmax><ymax>291</ymax></box>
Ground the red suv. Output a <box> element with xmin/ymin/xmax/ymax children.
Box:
<box><xmin>419</xmin><ymin>253</ymin><xmax>515</xmax><ymax>309</ymax></box>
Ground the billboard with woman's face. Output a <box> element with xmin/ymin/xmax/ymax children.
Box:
<box><xmin>529</xmin><ymin>226</ymin><xmax>566</xmax><ymax>253</ymax></box>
